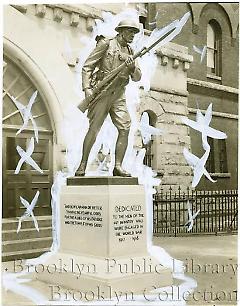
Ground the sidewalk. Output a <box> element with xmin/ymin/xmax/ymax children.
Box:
<box><xmin>2</xmin><ymin>234</ymin><xmax>238</xmax><ymax>306</ymax></box>
<box><xmin>153</xmin><ymin>234</ymin><xmax>238</xmax><ymax>305</ymax></box>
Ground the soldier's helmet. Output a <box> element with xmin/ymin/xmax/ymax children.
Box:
<box><xmin>115</xmin><ymin>19</ymin><xmax>140</xmax><ymax>34</ymax></box>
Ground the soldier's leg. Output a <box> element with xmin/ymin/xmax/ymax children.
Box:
<box><xmin>114</xmin><ymin>129</ymin><xmax>130</xmax><ymax>176</ymax></box>
<box><xmin>76</xmin><ymin>101</ymin><xmax>110</xmax><ymax>176</ymax></box>
<box><xmin>110</xmin><ymin>97</ymin><xmax>131</xmax><ymax>177</ymax></box>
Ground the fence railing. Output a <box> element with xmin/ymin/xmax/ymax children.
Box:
<box><xmin>153</xmin><ymin>187</ymin><xmax>238</xmax><ymax>236</ymax></box>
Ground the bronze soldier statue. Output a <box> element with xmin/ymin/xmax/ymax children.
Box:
<box><xmin>77</xmin><ymin>19</ymin><xmax>142</xmax><ymax>177</ymax></box>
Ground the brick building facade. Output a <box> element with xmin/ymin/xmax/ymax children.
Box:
<box><xmin>145</xmin><ymin>3</ymin><xmax>239</xmax><ymax>190</ymax></box>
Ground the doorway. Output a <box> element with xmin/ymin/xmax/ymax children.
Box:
<box><xmin>2</xmin><ymin>56</ymin><xmax>54</xmax><ymax>218</ymax></box>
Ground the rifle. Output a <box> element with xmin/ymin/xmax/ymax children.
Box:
<box><xmin>78</xmin><ymin>12</ymin><xmax>190</xmax><ymax>112</ymax></box>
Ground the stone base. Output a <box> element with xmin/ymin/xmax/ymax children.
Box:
<box><xmin>37</xmin><ymin>177</ymin><xmax>172</xmax><ymax>299</ymax></box>
<box><xmin>38</xmin><ymin>252</ymin><xmax>172</xmax><ymax>298</ymax></box>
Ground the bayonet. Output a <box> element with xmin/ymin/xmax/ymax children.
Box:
<box><xmin>78</xmin><ymin>12</ymin><xmax>190</xmax><ymax>112</ymax></box>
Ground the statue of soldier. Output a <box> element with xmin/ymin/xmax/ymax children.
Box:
<box><xmin>77</xmin><ymin>19</ymin><xmax>142</xmax><ymax>177</ymax></box>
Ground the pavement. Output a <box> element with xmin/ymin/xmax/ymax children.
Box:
<box><xmin>153</xmin><ymin>234</ymin><xmax>238</xmax><ymax>306</ymax></box>
<box><xmin>2</xmin><ymin>234</ymin><xmax>238</xmax><ymax>306</ymax></box>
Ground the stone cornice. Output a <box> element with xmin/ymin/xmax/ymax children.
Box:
<box><xmin>154</xmin><ymin>43</ymin><xmax>193</xmax><ymax>71</ymax></box>
<box><xmin>10</xmin><ymin>4</ymin><xmax>103</xmax><ymax>28</ymax></box>
<box><xmin>11</xmin><ymin>5</ymin><xmax>27</xmax><ymax>13</ymax></box>
<box><xmin>46</xmin><ymin>4</ymin><xmax>103</xmax><ymax>20</ymax></box>
<box><xmin>10</xmin><ymin>4</ymin><xmax>194</xmax><ymax>71</ymax></box>
<box><xmin>188</xmin><ymin>108</ymin><xmax>238</xmax><ymax>120</ymax></box>
<box><xmin>188</xmin><ymin>78</ymin><xmax>239</xmax><ymax>95</ymax></box>
<box><xmin>156</xmin><ymin>45</ymin><xmax>193</xmax><ymax>64</ymax></box>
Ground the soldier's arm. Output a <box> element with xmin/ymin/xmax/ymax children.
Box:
<box><xmin>82</xmin><ymin>38</ymin><xmax>109</xmax><ymax>90</ymax></box>
<box><xmin>130</xmin><ymin>62</ymin><xmax>142</xmax><ymax>82</ymax></box>
<box><xmin>126</xmin><ymin>46</ymin><xmax>142</xmax><ymax>82</ymax></box>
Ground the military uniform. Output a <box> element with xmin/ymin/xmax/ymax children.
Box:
<box><xmin>82</xmin><ymin>36</ymin><xmax>141</xmax><ymax>132</ymax></box>
<box><xmin>77</xmin><ymin>19</ymin><xmax>141</xmax><ymax>176</ymax></box>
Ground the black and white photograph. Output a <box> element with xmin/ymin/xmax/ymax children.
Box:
<box><xmin>1</xmin><ymin>2</ymin><xmax>239</xmax><ymax>305</ymax></box>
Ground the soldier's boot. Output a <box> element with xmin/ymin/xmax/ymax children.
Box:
<box><xmin>76</xmin><ymin>161</ymin><xmax>87</xmax><ymax>176</ymax></box>
<box><xmin>113</xmin><ymin>130</ymin><xmax>131</xmax><ymax>177</ymax></box>
<box><xmin>76</xmin><ymin>129</ymin><xmax>98</xmax><ymax>176</ymax></box>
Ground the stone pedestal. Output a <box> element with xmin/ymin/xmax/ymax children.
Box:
<box><xmin>37</xmin><ymin>177</ymin><xmax>172</xmax><ymax>300</ymax></box>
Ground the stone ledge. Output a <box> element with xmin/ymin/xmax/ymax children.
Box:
<box><xmin>67</xmin><ymin>176</ymin><xmax>138</xmax><ymax>186</ymax></box>
<box><xmin>160</xmin><ymin>102</ymin><xmax>188</xmax><ymax>115</ymax></box>
<box><xmin>188</xmin><ymin>78</ymin><xmax>239</xmax><ymax>95</ymax></box>
<box><xmin>156</xmin><ymin>44</ymin><xmax>193</xmax><ymax>64</ymax></box>
<box><xmin>149</xmin><ymin>86</ymin><xmax>188</xmax><ymax>97</ymax></box>
<box><xmin>188</xmin><ymin>108</ymin><xmax>238</xmax><ymax>120</ymax></box>
<box><xmin>38</xmin><ymin>252</ymin><xmax>172</xmax><ymax>295</ymax></box>
<box><xmin>206</xmin><ymin>74</ymin><xmax>222</xmax><ymax>81</ymax></box>
<box><xmin>142</xmin><ymin>90</ymin><xmax>188</xmax><ymax>102</ymax></box>
<box><xmin>209</xmin><ymin>173</ymin><xmax>231</xmax><ymax>178</ymax></box>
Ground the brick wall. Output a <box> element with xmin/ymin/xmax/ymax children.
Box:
<box><xmin>152</xmin><ymin>3</ymin><xmax>239</xmax><ymax>88</ymax></box>
<box><xmin>150</xmin><ymin>3</ymin><xmax>238</xmax><ymax>190</ymax></box>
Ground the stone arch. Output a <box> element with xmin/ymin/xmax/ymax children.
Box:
<box><xmin>186</xmin><ymin>3</ymin><xmax>195</xmax><ymax>33</ymax></box>
<box><xmin>2</xmin><ymin>56</ymin><xmax>55</xmax><ymax>217</ymax></box>
<box><xmin>219</xmin><ymin>3</ymin><xmax>238</xmax><ymax>38</ymax></box>
<box><xmin>186</xmin><ymin>3</ymin><xmax>193</xmax><ymax>20</ymax></box>
<box><xmin>139</xmin><ymin>93</ymin><xmax>165</xmax><ymax>122</ymax></box>
<box><xmin>189</xmin><ymin>3</ymin><xmax>238</xmax><ymax>38</ymax></box>
<box><xmin>3</xmin><ymin>39</ymin><xmax>59</xmax><ymax>142</ymax></box>
<box><xmin>3</xmin><ymin>5</ymin><xmax>81</xmax><ymax>146</ymax></box>
<box><xmin>140</xmin><ymin>109</ymin><xmax>157</xmax><ymax>127</ymax></box>
<box><xmin>138</xmin><ymin>93</ymin><xmax>164</xmax><ymax>169</ymax></box>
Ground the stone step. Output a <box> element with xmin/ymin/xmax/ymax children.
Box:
<box><xmin>2</xmin><ymin>247</ymin><xmax>51</xmax><ymax>262</ymax></box>
<box><xmin>2</xmin><ymin>216</ymin><xmax>52</xmax><ymax>230</ymax></box>
<box><xmin>2</xmin><ymin>227</ymin><xmax>52</xmax><ymax>241</ymax></box>
<box><xmin>2</xmin><ymin>237</ymin><xmax>52</xmax><ymax>253</ymax></box>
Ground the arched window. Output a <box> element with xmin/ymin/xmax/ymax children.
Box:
<box><xmin>2</xmin><ymin>56</ymin><xmax>53</xmax><ymax>218</ymax></box>
<box><xmin>207</xmin><ymin>20</ymin><xmax>222</xmax><ymax>76</ymax></box>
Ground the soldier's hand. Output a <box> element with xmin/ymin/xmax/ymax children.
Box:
<box><xmin>125</xmin><ymin>56</ymin><xmax>135</xmax><ymax>71</ymax></box>
<box><xmin>85</xmin><ymin>88</ymin><xmax>93</xmax><ymax>98</ymax></box>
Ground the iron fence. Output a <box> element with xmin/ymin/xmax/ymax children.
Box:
<box><xmin>153</xmin><ymin>187</ymin><xmax>238</xmax><ymax>236</ymax></box>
